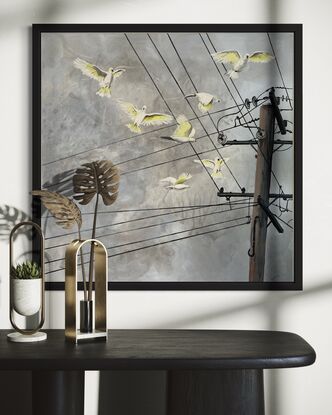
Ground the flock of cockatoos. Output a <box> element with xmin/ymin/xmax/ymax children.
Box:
<box><xmin>73</xmin><ymin>49</ymin><xmax>274</xmax><ymax>192</ymax></box>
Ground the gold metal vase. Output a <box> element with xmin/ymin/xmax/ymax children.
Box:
<box><xmin>65</xmin><ymin>239</ymin><xmax>108</xmax><ymax>344</ymax></box>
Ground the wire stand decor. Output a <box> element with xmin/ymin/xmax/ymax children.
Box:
<box><xmin>8</xmin><ymin>221</ymin><xmax>47</xmax><ymax>343</ymax></box>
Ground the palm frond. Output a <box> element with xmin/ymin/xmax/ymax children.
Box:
<box><xmin>32</xmin><ymin>190</ymin><xmax>82</xmax><ymax>230</ymax></box>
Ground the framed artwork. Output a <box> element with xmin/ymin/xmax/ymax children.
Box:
<box><xmin>33</xmin><ymin>24</ymin><xmax>302</xmax><ymax>290</ymax></box>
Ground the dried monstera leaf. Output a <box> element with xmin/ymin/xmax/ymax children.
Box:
<box><xmin>73</xmin><ymin>160</ymin><xmax>120</xmax><ymax>206</ymax></box>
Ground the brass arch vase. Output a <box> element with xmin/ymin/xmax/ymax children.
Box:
<box><xmin>65</xmin><ymin>239</ymin><xmax>108</xmax><ymax>343</ymax></box>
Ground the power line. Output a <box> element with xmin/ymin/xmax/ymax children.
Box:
<box><xmin>270</xmin><ymin>212</ymin><xmax>293</xmax><ymax>230</ymax></box>
<box><xmin>45</xmin><ymin>206</ymin><xmax>201</xmax><ymax>241</ymax></box>
<box><xmin>162</xmin><ymin>33</ymin><xmax>243</xmax><ymax>192</ymax></box>
<box><xmin>81</xmin><ymin>214</ymin><xmax>252</xmax><ymax>256</ymax></box>
<box><xmin>79</xmin><ymin>199</ymin><xmax>252</xmax><ymax>215</ymax></box>
<box><xmin>44</xmin><ymin>199</ymin><xmax>252</xmax><ymax>241</ymax></box>
<box><xmin>119</xmin><ymin>140</ymin><xmax>218</xmax><ymax>177</ymax></box>
<box><xmin>204</xmin><ymin>33</ymin><xmax>287</xmax><ymax>197</ymax></box>
<box><xmin>43</xmin><ymin>107</ymin><xmax>247</xmax><ymax>191</ymax></box>
<box><xmin>267</xmin><ymin>33</ymin><xmax>293</xmax><ymax>110</ymax></box>
<box><xmin>124</xmin><ymin>33</ymin><xmax>220</xmax><ymax>192</ymax></box>
<box><xmin>109</xmin><ymin>218</ymin><xmax>250</xmax><ymax>259</ymax></box>
<box><xmin>44</xmin><ymin>199</ymin><xmax>253</xmax><ymax>242</ymax></box>
<box><xmin>42</xmin><ymin>105</ymin><xmax>239</xmax><ymax>168</ymax></box>
<box><xmin>46</xmin><ymin>203</ymin><xmax>256</xmax><ymax>252</ymax></box>
<box><xmin>45</xmin><ymin>217</ymin><xmax>250</xmax><ymax>274</ymax></box>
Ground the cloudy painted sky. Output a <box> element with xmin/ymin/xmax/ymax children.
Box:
<box><xmin>40</xmin><ymin>30</ymin><xmax>294</xmax><ymax>284</ymax></box>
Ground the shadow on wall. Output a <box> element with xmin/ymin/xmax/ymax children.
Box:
<box><xmin>0</xmin><ymin>205</ymin><xmax>32</xmax><ymax>241</ymax></box>
<box><xmin>0</xmin><ymin>0</ymin><xmax>122</xmax><ymax>31</ymax></box>
<box><xmin>0</xmin><ymin>1</ymin><xmax>305</xmax><ymax>415</ymax></box>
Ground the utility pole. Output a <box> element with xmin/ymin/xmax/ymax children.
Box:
<box><xmin>216</xmin><ymin>88</ymin><xmax>290</xmax><ymax>282</ymax></box>
<box><xmin>248</xmin><ymin>105</ymin><xmax>275</xmax><ymax>282</ymax></box>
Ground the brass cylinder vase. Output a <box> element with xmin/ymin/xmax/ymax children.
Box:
<box><xmin>8</xmin><ymin>221</ymin><xmax>47</xmax><ymax>343</ymax></box>
<box><xmin>65</xmin><ymin>239</ymin><xmax>108</xmax><ymax>343</ymax></box>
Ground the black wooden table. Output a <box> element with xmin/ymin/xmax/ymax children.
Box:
<box><xmin>0</xmin><ymin>330</ymin><xmax>315</xmax><ymax>415</ymax></box>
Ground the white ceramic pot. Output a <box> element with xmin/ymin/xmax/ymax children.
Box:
<box><xmin>12</xmin><ymin>279</ymin><xmax>41</xmax><ymax>316</ymax></box>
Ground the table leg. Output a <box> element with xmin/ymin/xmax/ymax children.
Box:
<box><xmin>32</xmin><ymin>370</ymin><xmax>85</xmax><ymax>415</ymax></box>
<box><xmin>167</xmin><ymin>369</ymin><xmax>264</xmax><ymax>415</ymax></box>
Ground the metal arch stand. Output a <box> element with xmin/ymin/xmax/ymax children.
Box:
<box><xmin>8</xmin><ymin>221</ymin><xmax>47</xmax><ymax>342</ymax></box>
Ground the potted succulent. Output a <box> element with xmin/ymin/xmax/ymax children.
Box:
<box><xmin>11</xmin><ymin>260</ymin><xmax>42</xmax><ymax>316</ymax></box>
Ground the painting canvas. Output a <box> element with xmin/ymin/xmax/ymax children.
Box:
<box><xmin>33</xmin><ymin>24</ymin><xmax>302</xmax><ymax>290</ymax></box>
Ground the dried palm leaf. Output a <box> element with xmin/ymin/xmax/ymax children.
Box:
<box><xmin>32</xmin><ymin>190</ymin><xmax>82</xmax><ymax>230</ymax></box>
<box><xmin>73</xmin><ymin>160</ymin><xmax>120</xmax><ymax>206</ymax></box>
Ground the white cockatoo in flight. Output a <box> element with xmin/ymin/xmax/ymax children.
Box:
<box><xmin>119</xmin><ymin>102</ymin><xmax>173</xmax><ymax>133</ymax></box>
<box><xmin>160</xmin><ymin>173</ymin><xmax>192</xmax><ymax>190</ymax></box>
<box><xmin>211</xmin><ymin>51</ymin><xmax>274</xmax><ymax>79</ymax></box>
<box><xmin>73</xmin><ymin>58</ymin><xmax>126</xmax><ymax>97</ymax></box>
<box><xmin>194</xmin><ymin>157</ymin><xmax>230</xmax><ymax>178</ymax></box>
<box><xmin>185</xmin><ymin>92</ymin><xmax>221</xmax><ymax>113</ymax></box>
<box><xmin>164</xmin><ymin>114</ymin><xmax>196</xmax><ymax>143</ymax></box>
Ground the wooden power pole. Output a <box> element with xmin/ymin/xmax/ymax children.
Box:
<box><xmin>249</xmin><ymin>105</ymin><xmax>275</xmax><ymax>282</ymax></box>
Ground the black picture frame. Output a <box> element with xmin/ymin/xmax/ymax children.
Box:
<box><xmin>33</xmin><ymin>24</ymin><xmax>302</xmax><ymax>291</ymax></box>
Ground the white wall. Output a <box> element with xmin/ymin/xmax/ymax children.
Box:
<box><xmin>1</xmin><ymin>0</ymin><xmax>332</xmax><ymax>414</ymax></box>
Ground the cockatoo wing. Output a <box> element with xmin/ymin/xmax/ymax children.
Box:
<box><xmin>176</xmin><ymin>173</ymin><xmax>192</xmax><ymax>184</ymax></box>
<box><xmin>189</xmin><ymin>127</ymin><xmax>196</xmax><ymax>138</ymax></box>
<box><xmin>196</xmin><ymin>93</ymin><xmax>214</xmax><ymax>106</ymax></box>
<box><xmin>193</xmin><ymin>159</ymin><xmax>215</xmax><ymax>170</ymax></box>
<box><xmin>168</xmin><ymin>135</ymin><xmax>195</xmax><ymax>143</ymax></box>
<box><xmin>142</xmin><ymin>113</ymin><xmax>173</xmax><ymax>126</ymax></box>
<box><xmin>160</xmin><ymin>177</ymin><xmax>177</xmax><ymax>185</ymax></box>
<box><xmin>248</xmin><ymin>52</ymin><xmax>274</xmax><ymax>63</ymax></box>
<box><xmin>73</xmin><ymin>58</ymin><xmax>107</xmax><ymax>81</ymax></box>
<box><xmin>211</xmin><ymin>51</ymin><xmax>241</xmax><ymax>64</ymax></box>
<box><xmin>113</xmin><ymin>68</ymin><xmax>126</xmax><ymax>78</ymax></box>
<box><xmin>119</xmin><ymin>101</ymin><xmax>139</xmax><ymax>120</ymax></box>
<box><xmin>176</xmin><ymin>114</ymin><xmax>189</xmax><ymax>124</ymax></box>
<box><xmin>173</xmin><ymin>115</ymin><xmax>192</xmax><ymax>137</ymax></box>
<box><xmin>172</xmin><ymin>184</ymin><xmax>190</xmax><ymax>190</ymax></box>
<box><xmin>211</xmin><ymin>171</ymin><xmax>223</xmax><ymax>178</ymax></box>
<box><xmin>198</xmin><ymin>102</ymin><xmax>212</xmax><ymax>113</ymax></box>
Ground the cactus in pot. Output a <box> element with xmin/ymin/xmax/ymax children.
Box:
<box><xmin>11</xmin><ymin>260</ymin><xmax>42</xmax><ymax>316</ymax></box>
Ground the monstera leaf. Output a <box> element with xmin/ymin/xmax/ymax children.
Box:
<box><xmin>73</xmin><ymin>160</ymin><xmax>120</xmax><ymax>301</ymax></box>
<box><xmin>73</xmin><ymin>160</ymin><xmax>120</xmax><ymax>206</ymax></box>
<box><xmin>32</xmin><ymin>190</ymin><xmax>82</xmax><ymax>230</ymax></box>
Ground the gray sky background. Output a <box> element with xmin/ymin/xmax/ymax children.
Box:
<box><xmin>40</xmin><ymin>31</ymin><xmax>294</xmax><ymax>283</ymax></box>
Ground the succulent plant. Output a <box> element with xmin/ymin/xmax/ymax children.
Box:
<box><xmin>11</xmin><ymin>260</ymin><xmax>41</xmax><ymax>280</ymax></box>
